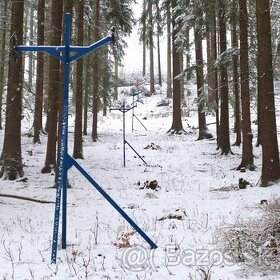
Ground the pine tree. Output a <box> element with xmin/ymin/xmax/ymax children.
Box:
<box><xmin>193</xmin><ymin>3</ymin><xmax>212</xmax><ymax>140</ymax></box>
<box><xmin>41</xmin><ymin>0</ymin><xmax>63</xmax><ymax>173</ymax></box>
<box><xmin>218</xmin><ymin>0</ymin><xmax>231</xmax><ymax>154</ymax></box>
<box><xmin>0</xmin><ymin>0</ymin><xmax>9</xmax><ymax>130</ymax></box>
<box><xmin>168</xmin><ymin>0</ymin><xmax>184</xmax><ymax>134</ymax></box>
<box><xmin>237</xmin><ymin>0</ymin><xmax>255</xmax><ymax>170</ymax></box>
<box><xmin>148</xmin><ymin>0</ymin><xmax>155</xmax><ymax>94</ymax></box>
<box><xmin>0</xmin><ymin>0</ymin><xmax>25</xmax><ymax>180</ymax></box>
<box><xmin>231</xmin><ymin>1</ymin><xmax>241</xmax><ymax>146</ymax></box>
<box><xmin>155</xmin><ymin>0</ymin><xmax>162</xmax><ymax>87</ymax></box>
<box><xmin>166</xmin><ymin>0</ymin><xmax>172</xmax><ymax>98</ymax></box>
<box><xmin>73</xmin><ymin>0</ymin><xmax>84</xmax><ymax>159</ymax></box>
<box><xmin>92</xmin><ymin>0</ymin><xmax>100</xmax><ymax>142</ymax></box>
<box><xmin>33</xmin><ymin>0</ymin><xmax>45</xmax><ymax>144</ymax></box>
<box><xmin>256</xmin><ymin>0</ymin><xmax>280</xmax><ymax>186</ymax></box>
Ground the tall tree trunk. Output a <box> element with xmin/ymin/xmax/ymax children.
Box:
<box><xmin>148</xmin><ymin>0</ymin><xmax>155</xmax><ymax>94</ymax></box>
<box><xmin>157</xmin><ymin>32</ymin><xmax>162</xmax><ymax>87</ymax></box>
<box><xmin>28</xmin><ymin>5</ymin><xmax>34</xmax><ymax>89</ymax></box>
<box><xmin>218</xmin><ymin>0</ymin><xmax>231</xmax><ymax>154</ymax></box>
<box><xmin>179</xmin><ymin>52</ymin><xmax>184</xmax><ymax>102</ymax></box>
<box><xmin>92</xmin><ymin>0</ymin><xmax>100</xmax><ymax>142</ymax></box>
<box><xmin>41</xmin><ymin>0</ymin><xmax>63</xmax><ymax>173</ymax></box>
<box><xmin>237</xmin><ymin>0</ymin><xmax>255</xmax><ymax>170</ymax></box>
<box><xmin>142</xmin><ymin>0</ymin><xmax>147</xmax><ymax>77</ymax></box>
<box><xmin>73</xmin><ymin>0</ymin><xmax>84</xmax><ymax>159</ymax></box>
<box><xmin>185</xmin><ymin>26</ymin><xmax>191</xmax><ymax>117</ymax></box>
<box><xmin>168</xmin><ymin>0</ymin><xmax>184</xmax><ymax>134</ymax></box>
<box><xmin>83</xmin><ymin>27</ymin><xmax>91</xmax><ymax>136</ymax></box>
<box><xmin>194</xmin><ymin>4</ymin><xmax>212</xmax><ymax>140</ymax></box>
<box><xmin>206</xmin><ymin>0</ymin><xmax>219</xmax><ymax>143</ymax></box>
<box><xmin>166</xmin><ymin>2</ymin><xmax>172</xmax><ymax>98</ymax></box>
<box><xmin>231</xmin><ymin>3</ymin><xmax>241</xmax><ymax>147</ymax></box>
<box><xmin>102</xmin><ymin>48</ymin><xmax>110</xmax><ymax>117</ymax></box>
<box><xmin>0</xmin><ymin>0</ymin><xmax>25</xmax><ymax>180</ymax></box>
<box><xmin>186</xmin><ymin>26</ymin><xmax>191</xmax><ymax>83</ymax></box>
<box><xmin>0</xmin><ymin>0</ymin><xmax>8</xmax><ymax>130</ymax></box>
<box><xmin>113</xmin><ymin>59</ymin><xmax>118</xmax><ymax>100</ymax></box>
<box><xmin>156</xmin><ymin>0</ymin><xmax>162</xmax><ymax>87</ymax></box>
<box><xmin>256</xmin><ymin>0</ymin><xmax>280</xmax><ymax>186</ymax></box>
<box><xmin>33</xmin><ymin>0</ymin><xmax>45</xmax><ymax>144</ymax></box>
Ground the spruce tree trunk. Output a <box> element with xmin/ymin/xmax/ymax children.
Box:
<box><xmin>157</xmin><ymin>32</ymin><xmax>162</xmax><ymax>87</ymax></box>
<box><xmin>256</xmin><ymin>0</ymin><xmax>280</xmax><ymax>186</ymax></box>
<box><xmin>206</xmin><ymin>0</ymin><xmax>219</xmax><ymax>145</ymax></box>
<box><xmin>142</xmin><ymin>0</ymin><xmax>147</xmax><ymax>77</ymax></box>
<box><xmin>0</xmin><ymin>0</ymin><xmax>24</xmax><ymax>180</ymax></box>
<box><xmin>83</xmin><ymin>36</ymin><xmax>91</xmax><ymax>136</ymax></box>
<box><xmin>92</xmin><ymin>0</ymin><xmax>100</xmax><ymax>142</ymax></box>
<box><xmin>237</xmin><ymin>0</ymin><xmax>255</xmax><ymax>170</ymax></box>
<box><xmin>166</xmin><ymin>2</ymin><xmax>172</xmax><ymax>98</ymax></box>
<box><xmin>218</xmin><ymin>0</ymin><xmax>231</xmax><ymax>154</ymax></box>
<box><xmin>194</xmin><ymin>5</ymin><xmax>212</xmax><ymax>140</ymax></box>
<box><xmin>168</xmin><ymin>0</ymin><xmax>184</xmax><ymax>134</ymax></box>
<box><xmin>41</xmin><ymin>0</ymin><xmax>63</xmax><ymax>173</ymax></box>
<box><xmin>0</xmin><ymin>0</ymin><xmax>8</xmax><ymax>130</ymax></box>
<box><xmin>179</xmin><ymin>52</ymin><xmax>184</xmax><ymax>102</ymax></box>
<box><xmin>148</xmin><ymin>0</ymin><xmax>155</xmax><ymax>94</ymax></box>
<box><xmin>156</xmin><ymin>0</ymin><xmax>162</xmax><ymax>87</ymax></box>
<box><xmin>33</xmin><ymin>0</ymin><xmax>45</xmax><ymax>144</ymax></box>
<box><xmin>113</xmin><ymin>60</ymin><xmax>118</xmax><ymax>100</ymax></box>
<box><xmin>73</xmin><ymin>0</ymin><xmax>84</xmax><ymax>159</ymax></box>
<box><xmin>102</xmin><ymin>48</ymin><xmax>109</xmax><ymax>117</ymax></box>
<box><xmin>28</xmin><ymin>5</ymin><xmax>34</xmax><ymax>89</ymax></box>
<box><xmin>231</xmin><ymin>3</ymin><xmax>241</xmax><ymax>146</ymax></box>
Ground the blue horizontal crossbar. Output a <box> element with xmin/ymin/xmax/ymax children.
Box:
<box><xmin>68</xmin><ymin>36</ymin><xmax>112</xmax><ymax>62</ymax></box>
<box><xmin>17</xmin><ymin>45</ymin><xmax>65</xmax><ymax>61</ymax></box>
<box><xmin>66</xmin><ymin>154</ymin><xmax>157</xmax><ymax>249</ymax></box>
<box><xmin>16</xmin><ymin>36</ymin><xmax>112</xmax><ymax>63</ymax></box>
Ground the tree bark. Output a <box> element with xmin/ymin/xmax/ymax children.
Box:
<box><xmin>113</xmin><ymin>59</ymin><xmax>118</xmax><ymax>100</ymax></box>
<box><xmin>41</xmin><ymin>0</ymin><xmax>63</xmax><ymax>173</ymax></box>
<box><xmin>206</xmin><ymin>0</ymin><xmax>219</xmax><ymax>143</ymax></box>
<box><xmin>28</xmin><ymin>5</ymin><xmax>34</xmax><ymax>89</ymax></box>
<box><xmin>92</xmin><ymin>0</ymin><xmax>100</xmax><ymax>142</ymax></box>
<box><xmin>148</xmin><ymin>0</ymin><xmax>155</xmax><ymax>94</ymax></box>
<box><xmin>256</xmin><ymin>0</ymin><xmax>280</xmax><ymax>186</ymax></box>
<box><xmin>166</xmin><ymin>2</ymin><xmax>172</xmax><ymax>98</ymax></box>
<box><xmin>168</xmin><ymin>0</ymin><xmax>184</xmax><ymax>134</ymax></box>
<box><xmin>231</xmin><ymin>3</ymin><xmax>241</xmax><ymax>147</ymax></box>
<box><xmin>156</xmin><ymin>0</ymin><xmax>162</xmax><ymax>87</ymax></box>
<box><xmin>142</xmin><ymin>0</ymin><xmax>147</xmax><ymax>77</ymax></box>
<box><xmin>237</xmin><ymin>0</ymin><xmax>255</xmax><ymax>170</ymax></box>
<box><xmin>83</xmin><ymin>28</ymin><xmax>91</xmax><ymax>136</ymax></box>
<box><xmin>0</xmin><ymin>0</ymin><xmax>25</xmax><ymax>180</ymax></box>
<box><xmin>73</xmin><ymin>0</ymin><xmax>84</xmax><ymax>159</ymax></box>
<box><xmin>194</xmin><ymin>4</ymin><xmax>212</xmax><ymax>140</ymax></box>
<box><xmin>218</xmin><ymin>0</ymin><xmax>231</xmax><ymax>154</ymax></box>
<box><xmin>0</xmin><ymin>0</ymin><xmax>8</xmax><ymax>130</ymax></box>
<box><xmin>33</xmin><ymin>0</ymin><xmax>45</xmax><ymax>144</ymax></box>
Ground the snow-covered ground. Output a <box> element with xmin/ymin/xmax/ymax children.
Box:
<box><xmin>0</xmin><ymin>85</ymin><xmax>280</xmax><ymax>280</ymax></box>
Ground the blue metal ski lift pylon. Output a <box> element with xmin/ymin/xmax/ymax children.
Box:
<box><xmin>16</xmin><ymin>13</ymin><xmax>157</xmax><ymax>264</ymax></box>
<box><xmin>131</xmin><ymin>92</ymin><xmax>147</xmax><ymax>132</ymax></box>
<box><xmin>110</xmin><ymin>100</ymin><xmax>147</xmax><ymax>167</ymax></box>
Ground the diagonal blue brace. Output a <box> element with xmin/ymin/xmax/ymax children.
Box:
<box><xmin>16</xmin><ymin>13</ymin><xmax>157</xmax><ymax>265</ymax></box>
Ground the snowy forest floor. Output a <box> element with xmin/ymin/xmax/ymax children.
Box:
<box><xmin>1</xmin><ymin>84</ymin><xmax>280</xmax><ymax>280</ymax></box>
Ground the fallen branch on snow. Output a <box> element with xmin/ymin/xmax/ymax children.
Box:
<box><xmin>0</xmin><ymin>193</ymin><xmax>54</xmax><ymax>204</ymax></box>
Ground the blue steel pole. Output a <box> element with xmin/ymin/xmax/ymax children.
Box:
<box><xmin>123</xmin><ymin>105</ymin><xmax>126</xmax><ymax>167</ymax></box>
<box><xmin>69</xmin><ymin>155</ymin><xmax>157</xmax><ymax>249</ymax></box>
<box><xmin>51</xmin><ymin>13</ymin><xmax>72</xmax><ymax>263</ymax></box>
<box><xmin>62</xmin><ymin>13</ymin><xmax>71</xmax><ymax>249</ymax></box>
<box><xmin>132</xmin><ymin>94</ymin><xmax>134</xmax><ymax>132</ymax></box>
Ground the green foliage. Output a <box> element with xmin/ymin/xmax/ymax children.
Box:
<box><xmin>214</xmin><ymin>47</ymin><xmax>239</xmax><ymax>69</ymax></box>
